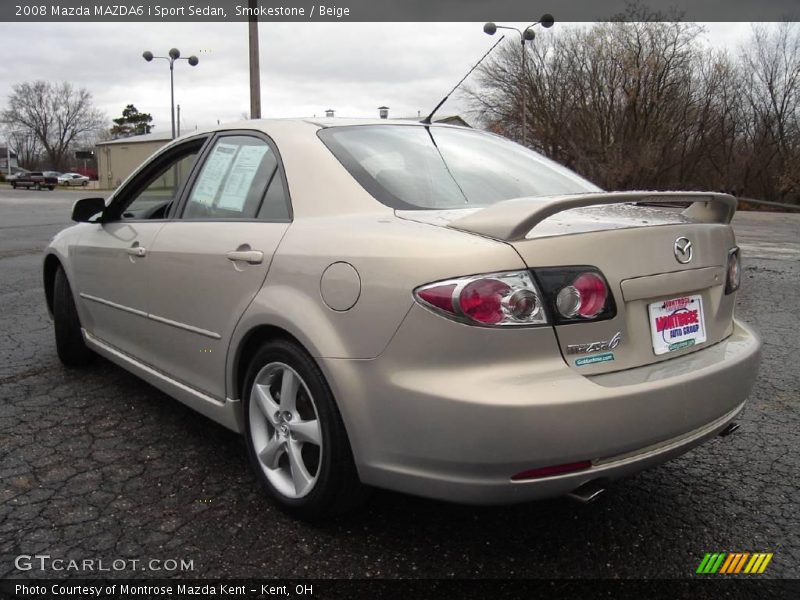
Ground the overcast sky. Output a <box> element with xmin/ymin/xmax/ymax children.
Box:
<box><xmin>0</xmin><ymin>22</ymin><xmax>754</xmax><ymax>135</ymax></box>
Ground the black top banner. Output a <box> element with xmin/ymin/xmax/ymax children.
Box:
<box><xmin>1</xmin><ymin>0</ymin><xmax>798</xmax><ymax>22</ymax></box>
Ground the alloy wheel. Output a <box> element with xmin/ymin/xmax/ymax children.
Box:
<box><xmin>248</xmin><ymin>362</ymin><xmax>322</xmax><ymax>499</ymax></box>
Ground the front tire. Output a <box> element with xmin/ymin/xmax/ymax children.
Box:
<box><xmin>243</xmin><ymin>339</ymin><xmax>364</xmax><ymax>519</ymax></box>
<box><xmin>53</xmin><ymin>266</ymin><xmax>93</xmax><ymax>367</ymax></box>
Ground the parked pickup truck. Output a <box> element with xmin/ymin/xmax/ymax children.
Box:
<box><xmin>11</xmin><ymin>171</ymin><xmax>58</xmax><ymax>191</ymax></box>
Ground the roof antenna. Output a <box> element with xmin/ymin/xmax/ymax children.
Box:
<box><xmin>422</xmin><ymin>35</ymin><xmax>505</xmax><ymax>125</ymax></box>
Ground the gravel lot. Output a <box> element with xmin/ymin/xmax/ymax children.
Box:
<box><xmin>1</xmin><ymin>187</ymin><xmax>798</xmax><ymax>580</ymax></box>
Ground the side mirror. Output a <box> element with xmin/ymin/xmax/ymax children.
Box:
<box><xmin>72</xmin><ymin>197</ymin><xmax>106</xmax><ymax>223</ymax></box>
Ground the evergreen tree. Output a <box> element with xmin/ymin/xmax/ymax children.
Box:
<box><xmin>110</xmin><ymin>104</ymin><xmax>154</xmax><ymax>138</ymax></box>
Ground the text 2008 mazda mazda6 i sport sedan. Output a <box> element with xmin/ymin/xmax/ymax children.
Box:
<box><xmin>43</xmin><ymin>119</ymin><xmax>761</xmax><ymax>518</ymax></box>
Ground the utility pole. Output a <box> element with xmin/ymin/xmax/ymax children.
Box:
<box><xmin>248</xmin><ymin>0</ymin><xmax>262</xmax><ymax>119</ymax></box>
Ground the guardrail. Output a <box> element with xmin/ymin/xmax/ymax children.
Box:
<box><xmin>739</xmin><ymin>197</ymin><xmax>800</xmax><ymax>211</ymax></box>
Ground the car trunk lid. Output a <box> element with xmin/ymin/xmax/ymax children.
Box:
<box><xmin>397</xmin><ymin>192</ymin><xmax>738</xmax><ymax>374</ymax></box>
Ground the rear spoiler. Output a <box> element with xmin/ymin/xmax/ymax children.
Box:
<box><xmin>447</xmin><ymin>191</ymin><xmax>737</xmax><ymax>241</ymax></box>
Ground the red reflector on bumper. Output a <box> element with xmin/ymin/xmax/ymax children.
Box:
<box><xmin>511</xmin><ymin>460</ymin><xmax>592</xmax><ymax>481</ymax></box>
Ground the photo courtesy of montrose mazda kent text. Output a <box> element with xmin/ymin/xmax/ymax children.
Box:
<box><xmin>43</xmin><ymin>119</ymin><xmax>761</xmax><ymax>519</ymax></box>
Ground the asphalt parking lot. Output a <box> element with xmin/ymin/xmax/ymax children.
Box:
<box><xmin>0</xmin><ymin>187</ymin><xmax>798</xmax><ymax>580</ymax></box>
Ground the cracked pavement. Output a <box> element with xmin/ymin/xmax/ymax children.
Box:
<box><xmin>0</xmin><ymin>188</ymin><xmax>798</xmax><ymax>580</ymax></box>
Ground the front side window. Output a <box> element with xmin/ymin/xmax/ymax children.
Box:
<box><xmin>118</xmin><ymin>142</ymin><xmax>203</xmax><ymax>220</ymax></box>
<box><xmin>183</xmin><ymin>135</ymin><xmax>289</xmax><ymax>221</ymax></box>
<box><xmin>318</xmin><ymin>125</ymin><xmax>601</xmax><ymax>210</ymax></box>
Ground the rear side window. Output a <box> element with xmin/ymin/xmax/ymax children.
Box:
<box><xmin>318</xmin><ymin>125</ymin><xmax>600</xmax><ymax>210</ymax></box>
<box><xmin>183</xmin><ymin>135</ymin><xmax>290</xmax><ymax>221</ymax></box>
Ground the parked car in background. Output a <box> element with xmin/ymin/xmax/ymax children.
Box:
<box><xmin>58</xmin><ymin>172</ymin><xmax>90</xmax><ymax>186</ymax></box>
<box><xmin>12</xmin><ymin>171</ymin><xmax>57</xmax><ymax>190</ymax></box>
<box><xmin>1</xmin><ymin>168</ymin><xmax>30</xmax><ymax>183</ymax></box>
<box><xmin>43</xmin><ymin>119</ymin><xmax>761</xmax><ymax>519</ymax></box>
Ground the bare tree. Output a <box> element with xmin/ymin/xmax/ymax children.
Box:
<box><xmin>2</xmin><ymin>127</ymin><xmax>42</xmax><ymax>169</ymax></box>
<box><xmin>467</xmin><ymin>19</ymin><xmax>800</xmax><ymax>205</ymax></box>
<box><xmin>738</xmin><ymin>23</ymin><xmax>800</xmax><ymax>202</ymax></box>
<box><xmin>1</xmin><ymin>81</ymin><xmax>105</xmax><ymax>171</ymax></box>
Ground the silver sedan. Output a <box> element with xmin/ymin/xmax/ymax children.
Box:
<box><xmin>43</xmin><ymin>119</ymin><xmax>761</xmax><ymax>519</ymax></box>
<box><xmin>58</xmin><ymin>172</ymin><xmax>90</xmax><ymax>186</ymax></box>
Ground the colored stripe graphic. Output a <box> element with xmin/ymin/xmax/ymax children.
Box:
<box><xmin>697</xmin><ymin>552</ymin><xmax>772</xmax><ymax>574</ymax></box>
<box><xmin>710</xmin><ymin>553</ymin><xmax>727</xmax><ymax>573</ymax></box>
<box><xmin>758</xmin><ymin>553</ymin><xmax>773</xmax><ymax>573</ymax></box>
<box><xmin>719</xmin><ymin>554</ymin><xmax>736</xmax><ymax>574</ymax></box>
<box><xmin>702</xmin><ymin>553</ymin><xmax>721</xmax><ymax>574</ymax></box>
<box><xmin>748</xmin><ymin>554</ymin><xmax>765</xmax><ymax>573</ymax></box>
<box><xmin>696</xmin><ymin>553</ymin><xmax>713</xmax><ymax>574</ymax></box>
<box><xmin>725</xmin><ymin>553</ymin><xmax>741</xmax><ymax>574</ymax></box>
<box><xmin>698</xmin><ymin>553</ymin><xmax>726</xmax><ymax>574</ymax></box>
<box><xmin>733</xmin><ymin>553</ymin><xmax>750</xmax><ymax>573</ymax></box>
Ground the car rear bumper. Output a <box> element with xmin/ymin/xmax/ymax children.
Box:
<box><xmin>320</xmin><ymin>312</ymin><xmax>761</xmax><ymax>504</ymax></box>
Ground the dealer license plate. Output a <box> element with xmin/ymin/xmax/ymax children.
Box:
<box><xmin>648</xmin><ymin>294</ymin><xmax>707</xmax><ymax>355</ymax></box>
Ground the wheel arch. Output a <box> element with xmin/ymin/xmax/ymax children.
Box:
<box><xmin>43</xmin><ymin>253</ymin><xmax>62</xmax><ymax>318</ymax></box>
<box><xmin>231</xmin><ymin>324</ymin><xmax>307</xmax><ymax>407</ymax></box>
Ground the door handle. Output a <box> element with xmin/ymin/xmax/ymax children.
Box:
<box><xmin>226</xmin><ymin>250</ymin><xmax>264</xmax><ymax>264</ymax></box>
<box><xmin>126</xmin><ymin>246</ymin><xmax>147</xmax><ymax>257</ymax></box>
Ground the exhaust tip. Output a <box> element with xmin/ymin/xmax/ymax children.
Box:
<box><xmin>566</xmin><ymin>480</ymin><xmax>607</xmax><ymax>504</ymax></box>
<box><xmin>719</xmin><ymin>422</ymin><xmax>741</xmax><ymax>437</ymax></box>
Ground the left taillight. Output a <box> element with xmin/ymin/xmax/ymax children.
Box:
<box><xmin>415</xmin><ymin>271</ymin><xmax>548</xmax><ymax>327</ymax></box>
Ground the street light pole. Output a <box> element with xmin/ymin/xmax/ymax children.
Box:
<box><xmin>142</xmin><ymin>48</ymin><xmax>199</xmax><ymax>139</ymax></box>
<box><xmin>169</xmin><ymin>58</ymin><xmax>176</xmax><ymax>138</ymax></box>
<box><xmin>521</xmin><ymin>35</ymin><xmax>527</xmax><ymax>146</ymax></box>
<box><xmin>483</xmin><ymin>14</ymin><xmax>555</xmax><ymax>147</ymax></box>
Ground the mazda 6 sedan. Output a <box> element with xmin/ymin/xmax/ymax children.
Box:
<box><xmin>43</xmin><ymin>119</ymin><xmax>761</xmax><ymax>519</ymax></box>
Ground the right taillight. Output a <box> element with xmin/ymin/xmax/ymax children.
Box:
<box><xmin>725</xmin><ymin>247</ymin><xmax>741</xmax><ymax>294</ymax></box>
<box><xmin>533</xmin><ymin>267</ymin><xmax>616</xmax><ymax>324</ymax></box>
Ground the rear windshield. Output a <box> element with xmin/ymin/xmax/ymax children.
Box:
<box><xmin>318</xmin><ymin>125</ymin><xmax>601</xmax><ymax>210</ymax></box>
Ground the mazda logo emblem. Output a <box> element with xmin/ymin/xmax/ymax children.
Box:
<box><xmin>674</xmin><ymin>237</ymin><xmax>693</xmax><ymax>264</ymax></box>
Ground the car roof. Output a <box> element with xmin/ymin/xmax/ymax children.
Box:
<box><xmin>176</xmin><ymin>117</ymin><xmax>463</xmax><ymax>142</ymax></box>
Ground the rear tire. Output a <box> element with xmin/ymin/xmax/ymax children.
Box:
<box><xmin>53</xmin><ymin>266</ymin><xmax>93</xmax><ymax>367</ymax></box>
<box><xmin>242</xmin><ymin>339</ymin><xmax>365</xmax><ymax>520</ymax></box>
<box><xmin>48</xmin><ymin>186</ymin><xmax>54</xmax><ymax>191</ymax></box>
